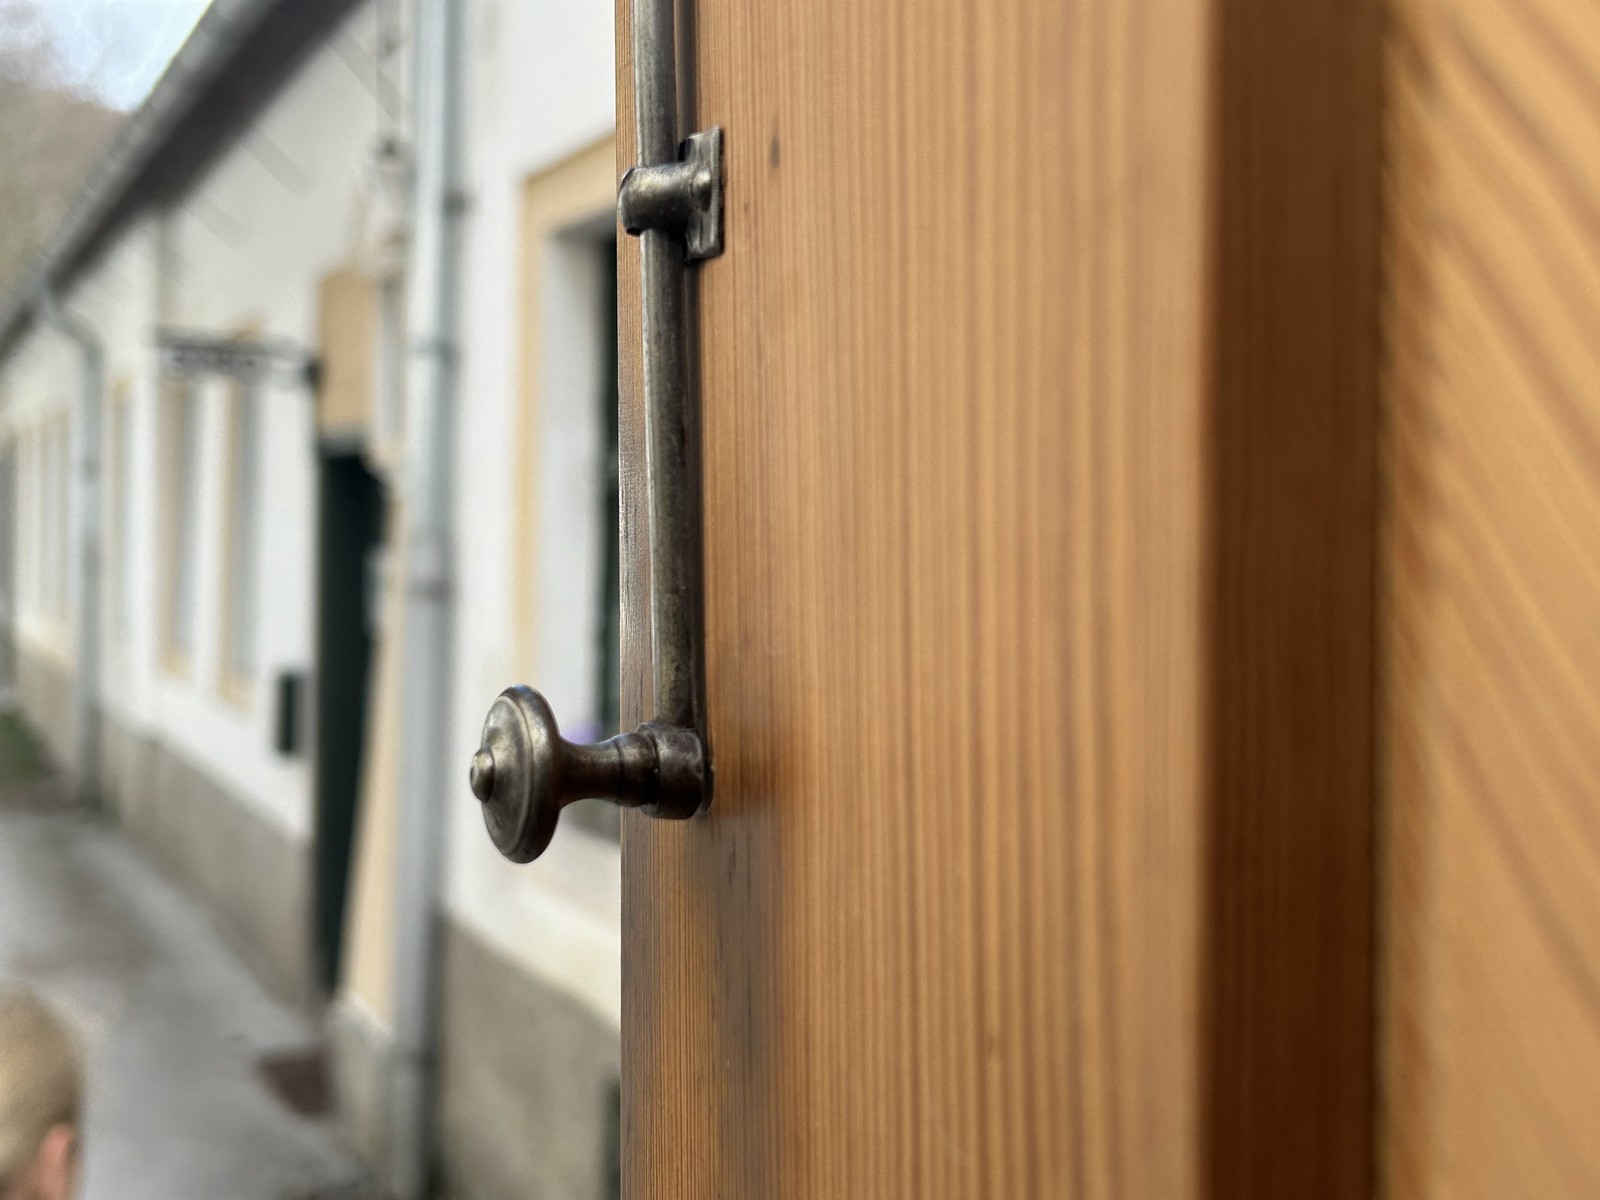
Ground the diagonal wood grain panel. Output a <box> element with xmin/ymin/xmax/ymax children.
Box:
<box><xmin>1383</xmin><ymin>0</ymin><xmax>1600</xmax><ymax>1195</ymax></box>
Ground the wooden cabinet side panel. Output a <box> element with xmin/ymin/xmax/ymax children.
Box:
<box><xmin>622</xmin><ymin>0</ymin><xmax>1212</xmax><ymax>1194</ymax></box>
<box><xmin>620</xmin><ymin>0</ymin><xmax>1387</xmax><ymax>1195</ymax></box>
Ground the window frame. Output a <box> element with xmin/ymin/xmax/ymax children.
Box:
<box><xmin>515</xmin><ymin>135</ymin><xmax>623</xmax><ymax>842</ymax></box>
<box><xmin>159</xmin><ymin>373</ymin><xmax>201</xmax><ymax>679</ymax></box>
<box><xmin>217</xmin><ymin>374</ymin><xmax>260</xmax><ymax>707</ymax></box>
<box><xmin>105</xmin><ymin>379</ymin><xmax>133</xmax><ymax>646</ymax></box>
<box><xmin>45</xmin><ymin>413</ymin><xmax>69</xmax><ymax>626</ymax></box>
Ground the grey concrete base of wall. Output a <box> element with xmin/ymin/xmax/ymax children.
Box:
<box><xmin>327</xmin><ymin>996</ymin><xmax>395</xmax><ymax>1175</ymax></box>
<box><xmin>100</xmin><ymin>707</ymin><xmax>313</xmax><ymax>1007</ymax></box>
<box><xmin>98</xmin><ymin>713</ymin><xmax>158</xmax><ymax>831</ymax></box>
<box><xmin>439</xmin><ymin>920</ymin><xmax>621</xmax><ymax>1200</ymax></box>
<box><xmin>16</xmin><ymin>646</ymin><xmax>75</xmax><ymax>776</ymax></box>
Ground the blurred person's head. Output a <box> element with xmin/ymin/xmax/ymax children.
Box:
<box><xmin>0</xmin><ymin>989</ymin><xmax>81</xmax><ymax>1200</ymax></box>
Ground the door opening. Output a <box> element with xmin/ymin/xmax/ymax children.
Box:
<box><xmin>311</xmin><ymin>451</ymin><xmax>383</xmax><ymax>994</ymax></box>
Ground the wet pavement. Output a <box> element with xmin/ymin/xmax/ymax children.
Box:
<box><xmin>0</xmin><ymin>757</ymin><xmax>370</xmax><ymax>1200</ymax></box>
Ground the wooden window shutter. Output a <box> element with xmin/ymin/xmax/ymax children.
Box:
<box><xmin>316</xmin><ymin>267</ymin><xmax>378</xmax><ymax>439</ymax></box>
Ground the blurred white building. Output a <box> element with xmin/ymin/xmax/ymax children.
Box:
<box><xmin>0</xmin><ymin>2</ymin><xmax>626</xmax><ymax>1196</ymax></box>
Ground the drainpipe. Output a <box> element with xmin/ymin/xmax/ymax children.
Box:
<box><xmin>390</xmin><ymin>0</ymin><xmax>464</xmax><ymax>1196</ymax></box>
<box><xmin>40</xmin><ymin>292</ymin><xmax>102</xmax><ymax>807</ymax></box>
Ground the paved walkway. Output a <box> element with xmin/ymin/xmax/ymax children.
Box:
<box><xmin>0</xmin><ymin>761</ymin><xmax>369</xmax><ymax>1199</ymax></box>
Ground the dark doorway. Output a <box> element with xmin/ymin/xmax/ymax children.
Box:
<box><xmin>311</xmin><ymin>452</ymin><xmax>383</xmax><ymax>994</ymax></box>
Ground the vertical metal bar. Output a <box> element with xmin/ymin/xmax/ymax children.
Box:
<box><xmin>634</xmin><ymin>0</ymin><xmax>677</xmax><ymax>166</ymax></box>
<box><xmin>632</xmin><ymin>0</ymin><xmax>699</xmax><ymax>731</ymax></box>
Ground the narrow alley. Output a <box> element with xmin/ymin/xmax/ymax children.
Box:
<box><xmin>0</xmin><ymin>722</ymin><xmax>367</xmax><ymax>1200</ymax></box>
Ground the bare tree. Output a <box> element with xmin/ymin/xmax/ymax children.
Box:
<box><xmin>0</xmin><ymin>0</ymin><xmax>123</xmax><ymax>296</ymax></box>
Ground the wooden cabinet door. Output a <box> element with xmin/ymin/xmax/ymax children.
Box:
<box><xmin>613</xmin><ymin>0</ymin><xmax>1384</xmax><ymax>1196</ymax></box>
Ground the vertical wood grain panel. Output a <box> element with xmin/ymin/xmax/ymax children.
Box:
<box><xmin>1383</xmin><ymin>0</ymin><xmax>1600</xmax><ymax>1194</ymax></box>
<box><xmin>628</xmin><ymin>4</ymin><xmax>1208</xmax><ymax>1184</ymax></box>
<box><xmin>619</xmin><ymin>0</ymin><xmax>1384</xmax><ymax>1194</ymax></box>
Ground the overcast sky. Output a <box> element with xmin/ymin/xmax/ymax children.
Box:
<box><xmin>49</xmin><ymin>0</ymin><xmax>210</xmax><ymax>111</ymax></box>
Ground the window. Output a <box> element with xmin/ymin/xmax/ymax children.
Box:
<box><xmin>374</xmin><ymin>276</ymin><xmax>406</xmax><ymax>458</ymax></box>
<box><xmin>58</xmin><ymin>418</ymin><xmax>69</xmax><ymax>620</ymax></box>
<box><xmin>20</xmin><ymin>428</ymin><xmax>36</xmax><ymax>613</ymax></box>
<box><xmin>515</xmin><ymin>136</ymin><xmax>622</xmax><ymax>842</ymax></box>
<box><xmin>163</xmin><ymin>376</ymin><xmax>201</xmax><ymax>671</ymax></box>
<box><xmin>38</xmin><ymin>423</ymin><xmax>54</xmax><ymax>619</ymax></box>
<box><xmin>42</xmin><ymin>415</ymin><xmax>68</xmax><ymax>623</ymax></box>
<box><xmin>552</xmin><ymin>232</ymin><xmax>620</xmax><ymax>841</ymax></box>
<box><xmin>29</xmin><ymin>424</ymin><xmax>43</xmax><ymax>617</ymax></box>
<box><xmin>19</xmin><ymin>432</ymin><xmax>36</xmax><ymax>614</ymax></box>
<box><xmin>219</xmin><ymin>379</ymin><xmax>260</xmax><ymax>701</ymax></box>
<box><xmin>593</xmin><ymin>237</ymin><xmax>620</xmax><ymax>739</ymax></box>
<box><xmin>106</xmin><ymin>381</ymin><xmax>133</xmax><ymax>642</ymax></box>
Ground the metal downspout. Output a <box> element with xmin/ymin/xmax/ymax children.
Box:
<box><xmin>390</xmin><ymin>0</ymin><xmax>464</xmax><ymax>1195</ymax></box>
<box><xmin>40</xmin><ymin>293</ymin><xmax>102</xmax><ymax>806</ymax></box>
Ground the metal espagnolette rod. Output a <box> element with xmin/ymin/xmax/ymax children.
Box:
<box><xmin>468</xmin><ymin>0</ymin><xmax>722</xmax><ymax>863</ymax></box>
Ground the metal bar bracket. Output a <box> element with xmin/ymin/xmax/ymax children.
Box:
<box><xmin>467</xmin><ymin>3</ymin><xmax>721</xmax><ymax>864</ymax></box>
<box><xmin>618</xmin><ymin>128</ymin><xmax>724</xmax><ymax>262</ymax></box>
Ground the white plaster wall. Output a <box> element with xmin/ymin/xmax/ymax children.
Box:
<box><xmin>91</xmin><ymin>219</ymin><xmax>166</xmax><ymax>728</ymax></box>
<box><xmin>444</xmin><ymin>0</ymin><xmax>623</xmax><ymax>1025</ymax></box>
<box><xmin>0</xmin><ymin>0</ymin><xmax>393</xmax><ymax>843</ymax></box>
<box><xmin>143</xmin><ymin>0</ymin><xmax>395</xmax><ymax>839</ymax></box>
<box><xmin>0</xmin><ymin>223</ymin><xmax>163</xmax><ymax>769</ymax></box>
<box><xmin>0</xmin><ymin>0</ymin><xmax>627</xmax><ymax>1034</ymax></box>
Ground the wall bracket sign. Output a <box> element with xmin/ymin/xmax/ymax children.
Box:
<box><xmin>156</xmin><ymin>328</ymin><xmax>317</xmax><ymax>386</ymax></box>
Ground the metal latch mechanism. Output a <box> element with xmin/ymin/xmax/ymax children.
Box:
<box><xmin>617</xmin><ymin>128</ymin><xmax>723</xmax><ymax>262</ymax></box>
<box><xmin>467</xmin><ymin>0</ymin><xmax>722</xmax><ymax>864</ymax></box>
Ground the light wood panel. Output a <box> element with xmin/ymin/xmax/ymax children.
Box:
<box><xmin>619</xmin><ymin>0</ymin><xmax>1384</xmax><ymax>1194</ymax></box>
<box><xmin>1382</xmin><ymin>0</ymin><xmax>1600</xmax><ymax>1194</ymax></box>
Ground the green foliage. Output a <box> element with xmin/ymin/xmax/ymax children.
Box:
<box><xmin>0</xmin><ymin>0</ymin><xmax>122</xmax><ymax>297</ymax></box>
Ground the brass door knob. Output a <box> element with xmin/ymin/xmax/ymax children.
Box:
<box><xmin>469</xmin><ymin>685</ymin><xmax>705</xmax><ymax>861</ymax></box>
